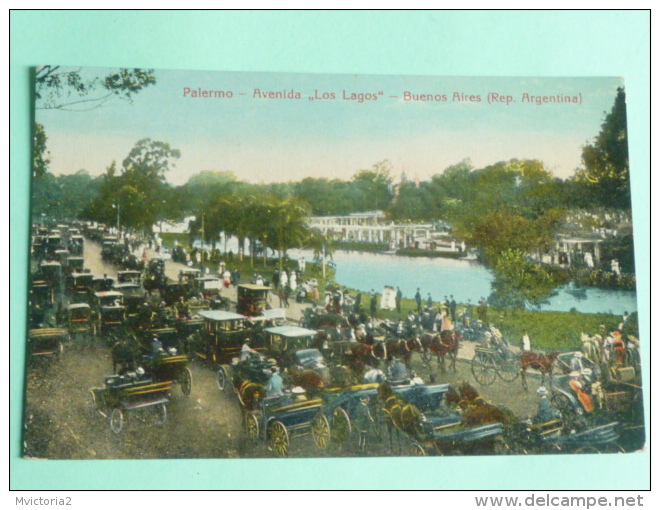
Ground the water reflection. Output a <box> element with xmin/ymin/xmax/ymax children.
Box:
<box><xmin>191</xmin><ymin>237</ymin><xmax>637</xmax><ymax>315</ymax></box>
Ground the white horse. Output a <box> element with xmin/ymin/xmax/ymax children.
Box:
<box><xmin>581</xmin><ymin>332</ymin><xmax>602</xmax><ymax>364</ymax></box>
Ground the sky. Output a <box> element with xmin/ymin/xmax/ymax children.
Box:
<box><xmin>36</xmin><ymin>67</ymin><xmax>624</xmax><ymax>186</ymax></box>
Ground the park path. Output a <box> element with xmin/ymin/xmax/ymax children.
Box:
<box><xmin>150</xmin><ymin>249</ymin><xmax>531</xmax><ymax>369</ymax></box>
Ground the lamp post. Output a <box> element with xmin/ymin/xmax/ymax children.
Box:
<box><xmin>112</xmin><ymin>199</ymin><xmax>120</xmax><ymax>234</ymax></box>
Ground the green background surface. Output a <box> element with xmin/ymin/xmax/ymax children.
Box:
<box><xmin>10</xmin><ymin>10</ymin><xmax>650</xmax><ymax>490</ymax></box>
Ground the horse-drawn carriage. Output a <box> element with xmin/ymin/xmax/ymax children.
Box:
<box><xmin>471</xmin><ymin>345</ymin><xmax>520</xmax><ymax>386</ymax></box>
<box><xmin>89</xmin><ymin>371</ymin><xmax>171</xmax><ymax>434</ymax></box>
<box><xmin>377</xmin><ymin>381</ymin><xmax>508</xmax><ymax>456</ymax></box>
<box><xmin>550</xmin><ymin>373</ymin><xmax>643</xmax><ymax>440</ymax></box>
<box><xmin>239</xmin><ymin>368</ymin><xmax>384</xmax><ymax>457</ymax></box>
<box><xmin>244</xmin><ymin>388</ymin><xmax>327</xmax><ymax>457</ymax></box>
<box><xmin>507</xmin><ymin>418</ymin><xmax>623</xmax><ymax>454</ymax></box>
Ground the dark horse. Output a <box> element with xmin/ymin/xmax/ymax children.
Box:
<box><xmin>419</xmin><ymin>330</ymin><xmax>461</xmax><ymax>372</ymax></box>
<box><xmin>446</xmin><ymin>382</ymin><xmax>517</xmax><ymax>426</ymax></box>
<box><xmin>520</xmin><ymin>351</ymin><xmax>560</xmax><ymax>391</ymax></box>
<box><xmin>372</xmin><ymin>337</ymin><xmax>424</xmax><ymax>367</ymax></box>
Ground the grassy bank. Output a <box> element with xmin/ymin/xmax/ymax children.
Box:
<box><xmin>344</xmin><ymin>295</ymin><xmax>622</xmax><ymax>352</ymax></box>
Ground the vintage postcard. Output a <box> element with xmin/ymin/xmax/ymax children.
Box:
<box><xmin>25</xmin><ymin>67</ymin><xmax>643</xmax><ymax>459</ymax></box>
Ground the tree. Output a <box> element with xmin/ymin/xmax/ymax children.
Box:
<box><xmin>33</xmin><ymin>122</ymin><xmax>50</xmax><ymax>178</ymax></box>
<box><xmin>352</xmin><ymin>160</ymin><xmax>394</xmax><ymax>211</ymax></box>
<box><xmin>85</xmin><ymin>139</ymin><xmax>179</xmax><ymax>233</ymax></box>
<box><xmin>35</xmin><ymin>66</ymin><xmax>156</xmax><ymax>111</ymax></box>
<box><xmin>489</xmin><ymin>249</ymin><xmax>565</xmax><ymax>310</ymax></box>
<box><xmin>576</xmin><ymin>87</ymin><xmax>630</xmax><ymax>208</ymax></box>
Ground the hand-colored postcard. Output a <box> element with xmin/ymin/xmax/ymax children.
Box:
<box><xmin>25</xmin><ymin>67</ymin><xmax>643</xmax><ymax>459</ymax></box>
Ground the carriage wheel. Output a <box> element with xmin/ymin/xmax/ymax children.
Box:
<box><xmin>409</xmin><ymin>442</ymin><xmax>427</xmax><ymax>456</ymax></box>
<box><xmin>497</xmin><ymin>358</ymin><xmax>520</xmax><ymax>382</ymax></box>
<box><xmin>179</xmin><ymin>367</ymin><xmax>193</xmax><ymax>396</ymax></box>
<box><xmin>88</xmin><ymin>390</ymin><xmax>98</xmax><ymax>418</ymax></box>
<box><xmin>551</xmin><ymin>393</ymin><xmax>578</xmax><ymax>430</ymax></box>
<box><xmin>154</xmin><ymin>403</ymin><xmax>167</xmax><ymax>426</ymax></box>
<box><xmin>110</xmin><ymin>408</ymin><xmax>124</xmax><ymax>434</ymax></box>
<box><xmin>268</xmin><ymin>420</ymin><xmax>289</xmax><ymax>457</ymax></box>
<box><xmin>311</xmin><ymin>411</ymin><xmax>331</xmax><ymax>450</ymax></box>
<box><xmin>390</xmin><ymin>403</ymin><xmax>403</xmax><ymax>430</ymax></box>
<box><xmin>239</xmin><ymin>382</ymin><xmax>264</xmax><ymax>410</ymax></box>
<box><xmin>384</xmin><ymin>395</ymin><xmax>400</xmax><ymax>413</ymax></box>
<box><xmin>216</xmin><ymin>366</ymin><xmax>229</xmax><ymax>391</ymax></box>
<box><xmin>244</xmin><ymin>412</ymin><xmax>259</xmax><ymax>441</ymax></box>
<box><xmin>331</xmin><ymin>407</ymin><xmax>352</xmax><ymax>443</ymax></box>
<box><xmin>471</xmin><ymin>352</ymin><xmax>497</xmax><ymax>386</ymax></box>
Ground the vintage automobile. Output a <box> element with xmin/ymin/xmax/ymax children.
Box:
<box><xmin>91</xmin><ymin>276</ymin><xmax>115</xmax><ymax>293</ymax></box>
<box><xmin>263</xmin><ymin>325</ymin><xmax>317</xmax><ymax>357</ymax></box>
<box><xmin>237</xmin><ymin>284</ymin><xmax>271</xmax><ymax>316</ymax></box>
<box><xmin>67</xmin><ymin>303</ymin><xmax>93</xmax><ymax>338</ymax></box>
<box><xmin>141</xmin><ymin>350</ymin><xmax>193</xmax><ymax>397</ymax></box>
<box><xmin>160</xmin><ymin>282</ymin><xmax>191</xmax><ymax>306</ymax></box>
<box><xmin>66</xmin><ymin>256</ymin><xmax>85</xmax><ymax>275</ymax></box>
<box><xmin>27</xmin><ymin>328</ymin><xmax>68</xmax><ymax>361</ymax></box>
<box><xmin>101</xmin><ymin>238</ymin><xmax>119</xmax><ymax>262</ymax></box>
<box><xmin>117</xmin><ymin>270</ymin><xmax>142</xmax><ymax>286</ymax></box>
<box><xmin>68</xmin><ymin>235</ymin><xmax>84</xmax><ymax>256</ymax></box>
<box><xmin>135</xmin><ymin>327</ymin><xmax>182</xmax><ymax>353</ymax></box>
<box><xmin>45</xmin><ymin>235</ymin><xmax>64</xmax><ymax>258</ymax></box>
<box><xmin>114</xmin><ymin>270</ymin><xmax>146</xmax><ymax>318</ymax></box>
<box><xmin>179</xmin><ymin>268</ymin><xmax>202</xmax><ymax>283</ymax></box>
<box><xmin>92</xmin><ymin>291</ymin><xmax>126</xmax><ymax>340</ymax></box>
<box><xmin>66</xmin><ymin>273</ymin><xmax>94</xmax><ymax>303</ymax></box>
<box><xmin>39</xmin><ymin>261</ymin><xmax>63</xmax><ymax>288</ymax></box>
<box><xmin>89</xmin><ymin>371</ymin><xmax>171</xmax><ymax>434</ymax></box>
<box><xmin>192</xmin><ymin>276</ymin><xmax>223</xmax><ymax>300</ymax></box>
<box><xmin>54</xmin><ymin>249</ymin><xmax>70</xmax><ymax>270</ymax></box>
<box><xmin>30</xmin><ymin>274</ymin><xmax>55</xmax><ymax>308</ymax></box>
<box><xmin>194</xmin><ymin>310</ymin><xmax>266</xmax><ymax>366</ymax></box>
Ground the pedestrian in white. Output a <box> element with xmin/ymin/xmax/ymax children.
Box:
<box><xmin>289</xmin><ymin>271</ymin><xmax>297</xmax><ymax>291</ymax></box>
<box><xmin>522</xmin><ymin>331</ymin><xmax>531</xmax><ymax>351</ymax></box>
<box><xmin>280</xmin><ymin>270</ymin><xmax>288</xmax><ymax>288</ymax></box>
